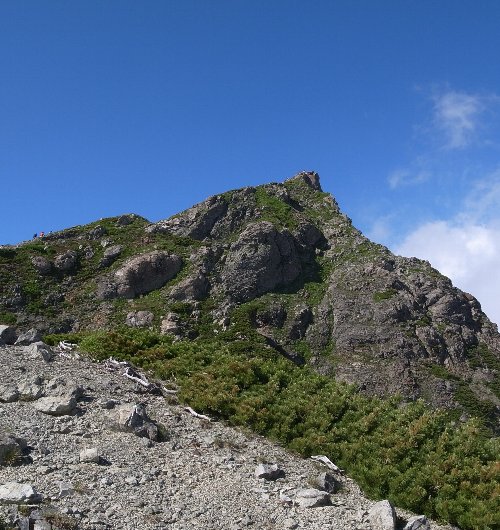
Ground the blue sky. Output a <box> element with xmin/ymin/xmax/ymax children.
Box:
<box><xmin>1</xmin><ymin>1</ymin><xmax>500</xmax><ymax>324</ymax></box>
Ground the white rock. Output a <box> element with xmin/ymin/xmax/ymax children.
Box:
<box><xmin>369</xmin><ymin>500</ymin><xmax>396</xmax><ymax>530</ymax></box>
<box><xmin>0</xmin><ymin>482</ymin><xmax>41</xmax><ymax>504</ymax></box>
<box><xmin>295</xmin><ymin>488</ymin><xmax>331</xmax><ymax>508</ymax></box>
<box><xmin>79</xmin><ymin>447</ymin><xmax>101</xmax><ymax>464</ymax></box>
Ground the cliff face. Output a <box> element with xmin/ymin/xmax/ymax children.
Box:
<box><xmin>1</xmin><ymin>171</ymin><xmax>499</xmax><ymax>427</ymax></box>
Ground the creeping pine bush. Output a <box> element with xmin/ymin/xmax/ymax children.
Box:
<box><xmin>50</xmin><ymin>328</ymin><xmax>500</xmax><ymax>530</ymax></box>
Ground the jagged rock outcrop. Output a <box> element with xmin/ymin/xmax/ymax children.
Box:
<box><xmin>99</xmin><ymin>244</ymin><xmax>123</xmax><ymax>268</ymax></box>
<box><xmin>125</xmin><ymin>310</ymin><xmax>154</xmax><ymax>328</ymax></box>
<box><xmin>222</xmin><ymin>222</ymin><xmax>302</xmax><ymax>302</ymax></box>
<box><xmin>147</xmin><ymin>195</ymin><xmax>229</xmax><ymax>240</ymax></box>
<box><xmin>54</xmin><ymin>250</ymin><xmax>78</xmax><ymax>272</ymax></box>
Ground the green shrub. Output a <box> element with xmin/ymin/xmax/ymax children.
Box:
<box><xmin>0</xmin><ymin>311</ymin><xmax>16</xmax><ymax>325</ymax></box>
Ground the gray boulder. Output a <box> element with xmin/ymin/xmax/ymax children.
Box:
<box><xmin>125</xmin><ymin>311</ymin><xmax>154</xmax><ymax>328</ymax></box>
<box><xmin>33</xmin><ymin>395</ymin><xmax>77</xmax><ymax>416</ymax></box>
<box><xmin>147</xmin><ymin>195</ymin><xmax>228</xmax><ymax>240</ymax></box>
<box><xmin>18</xmin><ymin>377</ymin><xmax>44</xmax><ymax>400</ymax></box>
<box><xmin>254</xmin><ymin>463</ymin><xmax>284</xmax><ymax>481</ymax></box>
<box><xmin>27</xmin><ymin>341</ymin><xmax>53</xmax><ymax>362</ymax></box>
<box><xmin>0</xmin><ymin>325</ymin><xmax>17</xmax><ymax>345</ymax></box>
<box><xmin>160</xmin><ymin>313</ymin><xmax>181</xmax><ymax>336</ymax></box>
<box><xmin>15</xmin><ymin>328</ymin><xmax>42</xmax><ymax>346</ymax></box>
<box><xmin>32</xmin><ymin>381</ymin><xmax>82</xmax><ymax>415</ymax></box>
<box><xmin>170</xmin><ymin>274</ymin><xmax>209</xmax><ymax>301</ymax></box>
<box><xmin>87</xmin><ymin>225</ymin><xmax>107</xmax><ymax>240</ymax></box>
<box><xmin>295</xmin><ymin>488</ymin><xmax>331</xmax><ymax>508</ymax></box>
<box><xmin>310</xmin><ymin>471</ymin><xmax>341</xmax><ymax>493</ymax></box>
<box><xmin>97</xmin><ymin>251</ymin><xmax>182</xmax><ymax>299</ymax></box>
<box><xmin>31</xmin><ymin>256</ymin><xmax>52</xmax><ymax>275</ymax></box>
<box><xmin>54</xmin><ymin>250</ymin><xmax>78</xmax><ymax>272</ymax></box>
<box><xmin>0</xmin><ymin>482</ymin><xmax>41</xmax><ymax>504</ymax></box>
<box><xmin>99</xmin><ymin>244</ymin><xmax>123</xmax><ymax>268</ymax></box>
<box><xmin>111</xmin><ymin>403</ymin><xmax>163</xmax><ymax>441</ymax></box>
<box><xmin>116</xmin><ymin>214</ymin><xmax>135</xmax><ymax>226</ymax></box>
<box><xmin>222</xmin><ymin>222</ymin><xmax>302</xmax><ymax>302</ymax></box>
<box><xmin>368</xmin><ymin>500</ymin><xmax>396</xmax><ymax>530</ymax></box>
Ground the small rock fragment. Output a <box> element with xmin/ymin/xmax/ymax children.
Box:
<box><xmin>0</xmin><ymin>385</ymin><xmax>19</xmax><ymax>403</ymax></box>
<box><xmin>79</xmin><ymin>448</ymin><xmax>101</xmax><ymax>464</ymax></box>
<box><xmin>58</xmin><ymin>482</ymin><xmax>75</xmax><ymax>498</ymax></box>
<box><xmin>403</xmin><ymin>515</ymin><xmax>431</xmax><ymax>530</ymax></box>
<box><xmin>112</xmin><ymin>403</ymin><xmax>163</xmax><ymax>441</ymax></box>
<box><xmin>0</xmin><ymin>434</ymin><xmax>26</xmax><ymax>466</ymax></box>
<box><xmin>125</xmin><ymin>310</ymin><xmax>154</xmax><ymax>328</ymax></box>
<box><xmin>311</xmin><ymin>471</ymin><xmax>341</xmax><ymax>493</ymax></box>
<box><xmin>18</xmin><ymin>377</ymin><xmax>44</xmax><ymax>400</ymax></box>
<box><xmin>254</xmin><ymin>463</ymin><xmax>284</xmax><ymax>481</ymax></box>
<box><xmin>295</xmin><ymin>488</ymin><xmax>331</xmax><ymax>508</ymax></box>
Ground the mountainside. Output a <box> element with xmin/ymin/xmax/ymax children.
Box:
<box><xmin>1</xmin><ymin>171</ymin><xmax>499</xmax><ymax>429</ymax></box>
<box><xmin>0</xmin><ymin>342</ymin><xmax>455</xmax><ymax>530</ymax></box>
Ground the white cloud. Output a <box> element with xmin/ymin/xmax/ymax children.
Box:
<box><xmin>388</xmin><ymin>168</ymin><xmax>430</xmax><ymax>189</ymax></box>
<box><xmin>432</xmin><ymin>91</ymin><xmax>484</xmax><ymax>149</ymax></box>
<box><xmin>394</xmin><ymin>169</ymin><xmax>500</xmax><ymax>325</ymax></box>
<box><xmin>395</xmin><ymin>219</ymin><xmax>500</xmax><ymax>326</ymax></box>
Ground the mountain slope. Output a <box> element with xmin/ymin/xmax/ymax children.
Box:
<box><xmin>1</xmin><ymin>171</ymin><xmax>499</xmax><ymax>429</ymax></box>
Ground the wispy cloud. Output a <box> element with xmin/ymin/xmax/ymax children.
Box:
<box><xmin>462</xmin><ymin>168</ymin><xmax>500</xmax><ymax>223</ymax></box>
<box><xmin>432</xmin><ymin>90</ymin><xmax>485</xmax><ymax>149</ymax></box>
<box><xmin>388</xmin><ymin>168</ymin><xmax>430</xmax><ymax>189</ymax></box>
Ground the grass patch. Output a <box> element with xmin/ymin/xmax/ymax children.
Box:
<box><xmin>0</xmin><ymin>311</ymin><xmax>17</xmax><ymax>325</ymax></box>
<box><xmin>254</xmin><ymin>187</ymin><xmax>299</xmax><ymax>230</ymax></box>
<box><xmin>373</xmin><ymin>289</ymin><xmax>398</xmax><ymax>302</ymax></box>
<box><xmin>427</xmin><ymin>363</ymin><xmax>460</xmax><ymax>381</ymax></box>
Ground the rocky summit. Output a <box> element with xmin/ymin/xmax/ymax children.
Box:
<box><xmin>1</xmin><ymin>171</ymin><xmax>498</xmax><ymax>426</ymax></box>
<box><xmin>0</xmin><ymin>171</ymin><xmax>499</xmax><ymax>529</ymax></box>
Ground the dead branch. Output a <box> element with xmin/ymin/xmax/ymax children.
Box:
<box><xmin>184</xmin><ymin>406</ymin><xmax>211</xmax><ymax>421</ymax></box>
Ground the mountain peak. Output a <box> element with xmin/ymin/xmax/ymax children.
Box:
<box><xmin>286</xmin><ymin>170</ymin><xmax>323</xmax><ymax>191</ymax></box>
